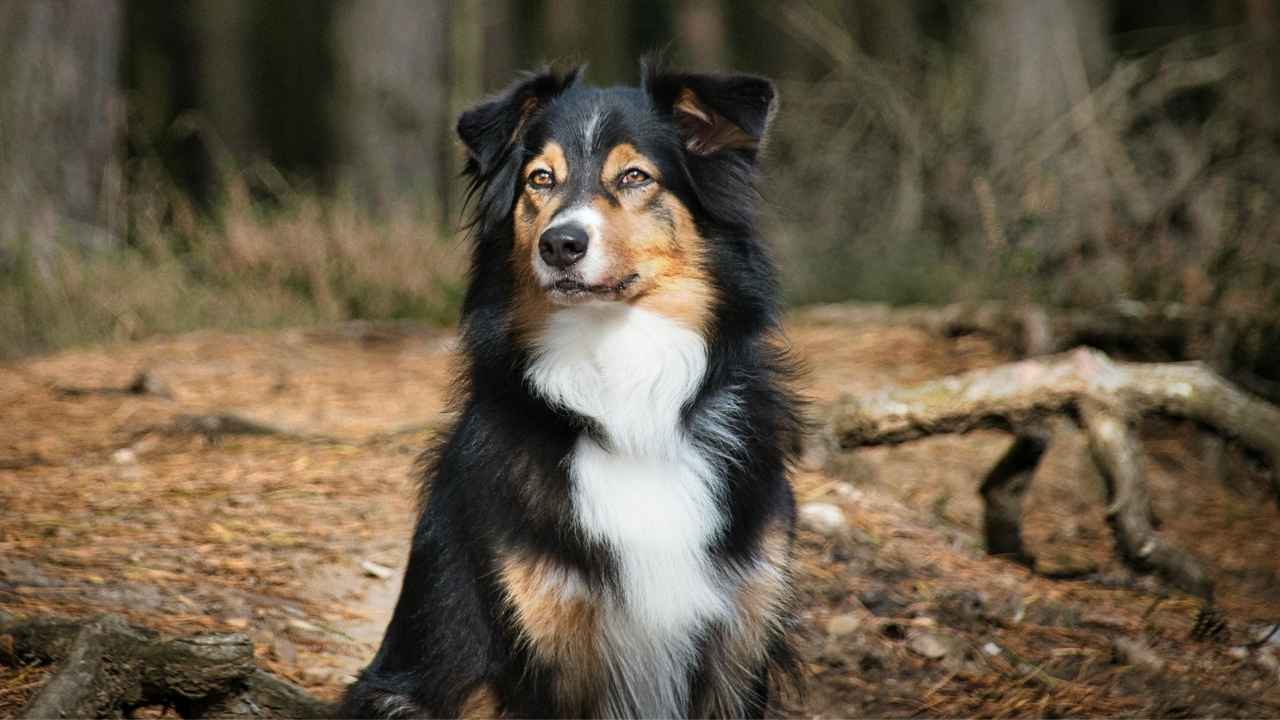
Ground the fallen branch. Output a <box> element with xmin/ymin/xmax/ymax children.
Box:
<box><xmin>0</xmin><ymin>613</ymin><xmax>328</xmax><ymax>719</ymax></box>
<box><xmin>1079</xmin><ymin>402</ymin><xmax>1212</xmax><ymax>599</ymax></box>
<box><xmin>54</xmin><ymin>370</ymin><xmax>173</xmax><ymax>399</ymax></box>
<box><xmin>827</xmin><ymin>348</ymin><xmax>1280</xmax><ymax>467</ymax></box>
<box><xmin>824</xmin><ymin>347</ymin><xmax>1280</xmax><ymax>599</ymax></box>
<box><xmin>161</xmin><ymin>413</ymin><xmax>342</xmax><ymax>444</ymax></box>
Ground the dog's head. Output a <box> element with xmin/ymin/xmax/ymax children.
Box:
<box><xmin>458</xmin><ymin>63</ymin><xmax>776</xmax><ymax>331</ymax></box>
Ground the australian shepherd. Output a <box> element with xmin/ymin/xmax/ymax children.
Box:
<box><xmin>340</xmin><ymin>62</ymin><xmax>802</xmax><ymax>719</ymax></box>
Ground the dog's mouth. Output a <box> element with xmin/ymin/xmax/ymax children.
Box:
<box><xmin>545</xmin><ymin>274</ymin><xmax>641</xmax><ymax>303</ymax></box>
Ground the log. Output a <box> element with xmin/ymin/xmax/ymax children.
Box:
<box><xmin>192</xmin><ymin>669</ymin><xmax>331</xmax><ymax>719</ymax></box>
<box><xmin>0</xmin><ymin>613</ymin><xmax>328</xmax><ymax>719</ymax></box>
<box><xmin>823</xmin><ymin>347</ymin><xmax>1280</xmax><ymax>599</ymax></box>
<box><xmin>20</xmin><ymin>618</ymin><xmax>128</xmax><ymax>720</ymax></box>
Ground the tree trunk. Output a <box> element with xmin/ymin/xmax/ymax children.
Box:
<box><xmin>676</xmin><ymin>0</ymin><xmax>728</xmax><ymax>70</ymax></box>
<box><xmin>0</xmin><ymin>0</ymin><xmax>124</xmax><ymax>256</ymax></box>
<box><xmin>968</xmin><ymin>0</ymin><xmax>1116</xmax><ymax>246</ymax></box>
<box><xmin>1244</xmin><ymin>0</ymin><xmax>1280</xmax><ymax>134</ymax></box>
<box><xmin>333</xmin><ymin>0</ymin><xmax>452</xmax><ymax>218</ymax></box>
<box><xmin>970</xmin><ymin>0</ymin><xmax>1111</xmax><ymax>163</ymax></box>
<box><xmin>191</xmin><ymin>0</ymin><xmax>255</xmax><ymax>168</ymax></box>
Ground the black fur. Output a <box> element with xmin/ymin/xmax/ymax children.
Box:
<box><xmin>340</xmin><ymin>63</ymin><xmax>802</xmax><ymax>719</ymax></box>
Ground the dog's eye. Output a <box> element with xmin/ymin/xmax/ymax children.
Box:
<box><xmin>528</xmin><ymin>169</ymin><xmax>555</xmax><ymax>189</ymax></box>
<box><xmin>619</xmin><ymin>168</ymin><xmax>652</xmax><ymax>188</ymax></box>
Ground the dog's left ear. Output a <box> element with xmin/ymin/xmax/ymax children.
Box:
<box><xmin>457</xmin><ymin>66</ymin><xmax>583</xmax><ymax>177</ymax></box>
<box><xmin>644</xmin><ymin>67</ymin><xmax>777</xmax><ymax>158</ymax></box>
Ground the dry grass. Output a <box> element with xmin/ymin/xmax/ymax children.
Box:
<box><xmin>0</xmin><ymin>170</ymin><xmax>466</xmax><ymax>360</ymax></box>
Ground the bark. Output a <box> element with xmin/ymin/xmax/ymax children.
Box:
<box><xmin>827</xmin><ymin>347</ymin><xmax>1280</xmax><ymax>474</ymax></box>
<box><xmin>20</xmin><ymin>619</ymin><xmax>127</xmax><ymax>720</ymax></box>
<box><xmin>1245</xmin><ymin>0</ymin><xmax>1280</xmax><ymax>134</ymax></box>
<box><xmin>1078</xmin><ymin>402</ymin><xmax>1213</xmax><ymax>599</ymax></box>
<box><xmin>980</xmin><ymin>426</ymin><xmax>1050</xmax><ymax>568</ymax></box>
<box><xmin>677</xmin><ymin>0</ymin><xmax>728</xmax><ymax>69</ymax></box>
<box><xmin>191</xmin><ymin>670</ymin><xmax>332</xmax><ymax>719</ymax></box>
<box><xmin>191</xmin><ymin>0</ymin><xmax>254</xmax><ymax>165</ymax></box>
<box><xmin>0</xmin><ymin>613</ymin><xmax>327</xmax><ymax>719</ymax></box>
<box><xmin>334</xmin><ymin>0</ymin><xmax>452</xmax><ymax>215</ymax></box>
<box><xmin>0</xmin><ymin>0</ymin><xmax>124</xmax><ymax>255</ymax></box>
<box><xmin>823</xmin><ymin>347</ymin><xmax>1280</xmax><ymax>599</ymax></box>
<box><xmin>971</xmin><ymin>0</ymin><xmax>1111</xmax><ymax>156</ymax></box>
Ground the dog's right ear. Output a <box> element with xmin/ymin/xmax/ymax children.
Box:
<box><xmin>457</xmin><ymin>67</ymin><xmax>583</xmax><ymax>177</ymax></box>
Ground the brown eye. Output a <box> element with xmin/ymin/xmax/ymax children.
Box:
<box><xmin>619</xmin><ymin>168</ymin><xmax>652</xmax><ymax>188</ymax></box>
<box><xmin>528</xmin><ymin>169</ymin><xmax>555</xmax><ymax>189</ymax></box>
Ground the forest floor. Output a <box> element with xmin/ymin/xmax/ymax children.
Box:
<box><xmin>2</xmin><ymin>314</ymin><xmax>1279</xmax><ymax>717</ymax></box>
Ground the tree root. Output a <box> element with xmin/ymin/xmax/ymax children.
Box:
<box><xmin>1079</xmin><ymin>402</ymin><xmax>1213</xmax><ymax>600</ymax></box>
<box><xmin>0</xmin><ymin>613</ymin><xmax>328</xmax><ymax>719</ymax></box>
<box><xmin>979</xmin><ymin>424</ymin><xmax>1050</xmax><ymax>568</ymax></box>
<box><xmin>824</xmin><ymin>347</ymin><xmax>1280</xmax><ymax>599</ymax></box>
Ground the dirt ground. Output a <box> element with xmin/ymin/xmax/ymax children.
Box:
<box><xmin>2</xmin><ymin>316</ymin><xmax>1278</xmax><ymax>717</ymax></box>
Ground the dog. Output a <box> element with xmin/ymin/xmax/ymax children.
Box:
<box><xmin>340</xmin><ymin>62</ymin><xmax>802</xmax><ymax>719</ymax></box>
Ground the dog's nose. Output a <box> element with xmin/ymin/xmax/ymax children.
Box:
<box><xmin>539</xmin><ymin>225</ymin><xmax>589</xmax><ymax>269</ymax></box>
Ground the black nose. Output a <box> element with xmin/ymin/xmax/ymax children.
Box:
<box><xmin>539</xmin><ymin>225</ymin><xmax>589</xmax><ymax>269</ymax></box>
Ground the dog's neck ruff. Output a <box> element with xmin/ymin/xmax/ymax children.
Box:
<box><xmin>525</xmin><ymin>304</ymin><xmax>733</xmax><ymax>717</ymax></box>
<box><xmin>526</xmin><ymin>303</ymin><xmax>706</xmax><ymax>456</ymax></box>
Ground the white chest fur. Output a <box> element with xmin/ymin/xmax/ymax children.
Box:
<box><xmin>525</xmin><ymin>305</ymin><xmax>734</xmax><ymax>716</ymax></box>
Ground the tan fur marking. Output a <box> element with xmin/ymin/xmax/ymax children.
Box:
<box><xmin>519</xmin><ymin>140</ymin><xmax>568</xmax><ymax>222</ymax></box>
<box><xmin>673</xmin><ymin>89</ymin><xmax>713</xmax><ymax>124</ymax></box>
<box><xmin>459</xmin><ymin>684</ymin><xmax>502</xmax><ymax>719</ymax></box>
<box><xmin>592</xmin><ymin>145</ymin><xmax>715</xmax><ymax>332</ymax></box>
<box><xmin>531</xmin><ymin>141</ymin><xmax>568</xmax><ymax>183</ymax></box>
<box><xmin>673</xmin><ymin>88</ymin><xmax>758</xmax><ymax>155</ymax></box>
<box><xmin>630</xmin><ymin>198</ymin><xmax>715</xmax><ymax>332</ymax></box>
<box><xmin>511</xmin><ymin>141</ymin><xmax>571</xmax><ymax>338</ymax></box>
<box><xmin>737</xmin><ymin>523</ymin><xmax>792</xmax><ymax>639</ymax></box>
<box><xmin>508</xmin><ymin>141</ymin><xmax>717</xmax><ymax>338</ymax></box>
<box><xmin>497</xmin><ymin>552</ymin><xmax>603</xmax><ymax>711</ymax></box>
<box><xmin>601</xmin><ymin>143</ymin><xmax>659</xmax><ymax>185</ymax></box>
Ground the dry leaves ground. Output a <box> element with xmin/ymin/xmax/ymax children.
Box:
<box><xmin>1</xmin><ymin>317</ymin><xmax>1278</xmax><ymax>717</ymax></box>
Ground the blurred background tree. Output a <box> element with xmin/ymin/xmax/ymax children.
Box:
<box><xmin>1</xmin><ymin>0</ymin><xmax>1278</xmax><ymax>382</ymax></box>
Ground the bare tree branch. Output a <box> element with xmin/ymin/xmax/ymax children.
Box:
<box><xmin>827</xmin><ymin>348</ymin><xmax>1280</xmax><ymax>476</ymax></box>
<box><xmin>1079</xmin><ymin>401</ymin><xmax>1213</xmax><ymax>599</ymax></box>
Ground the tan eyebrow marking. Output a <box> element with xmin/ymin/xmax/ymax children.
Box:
<box><xmin>601</xmin><ymin>143</ymin><xmax>659</xmax><ymax>185</ymax></box>
<box><xmin>524</xmin><ymin>140</ymin><xmax>568</xmax><ymax>181</ymax></box>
